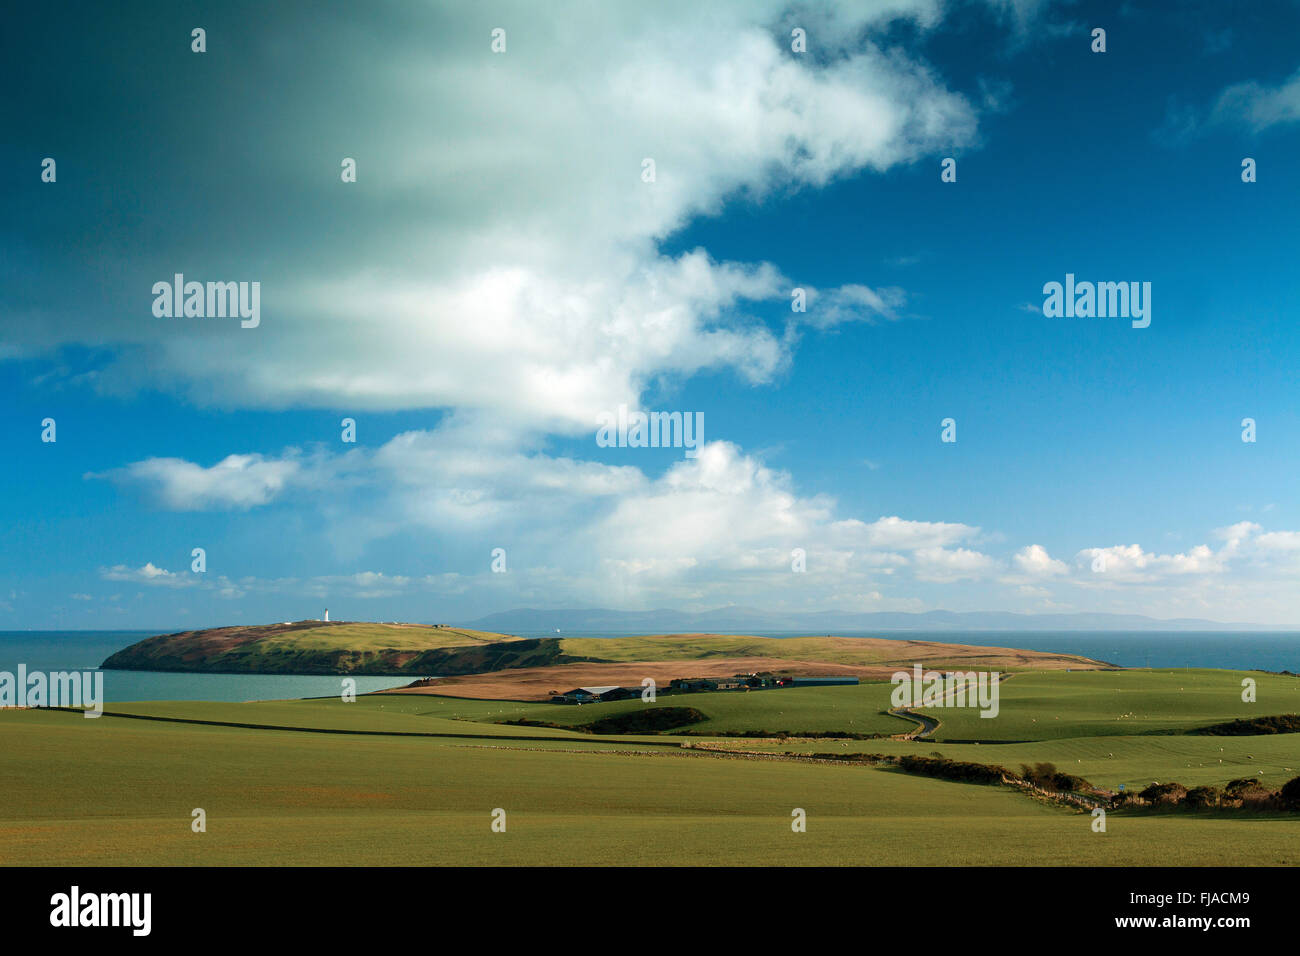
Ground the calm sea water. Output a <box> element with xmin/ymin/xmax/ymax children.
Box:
<box><xmin>0</xmin><ymin>631</ymin><xmax>417</xmax><ymax>702</ymax></box>
<box><xmin>2</xmin><ymin>629</ymin><xmax>1296</xmax><ymax>703</ymax></box>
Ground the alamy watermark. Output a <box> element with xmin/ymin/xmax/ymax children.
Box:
<box><xmin>596</xmin><ymin>404</ymin><xmax>703</xmax><ymax>458</ymax></box>
<box><xmin>152</xmin><ymin>274</ymin><xmax>260</xmax><ymax>328</ymax></box>
<box><xmin>50</xmin><ymin>886</ymin><xmax>150</xmax><ymax>936</ymax></box>
<box><xmin>890</xmin><ymin>664</ymin><xmax>1000</xmax><ymax>718</ymax></box>
<box><xmin>1042</xmin><ymin>273</ymin><xmax>1150</xmax><ymax>329</ymax></box>
<box><xmin>0</xmin><ymin>665</ymin><xmax>103</xmax><ymax>717</ymax></box>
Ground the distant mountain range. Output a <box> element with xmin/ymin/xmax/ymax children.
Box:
<box><xmin>465</xmin><ymin>607</ymin><xmax>1289</xmax><ymax>633</ymax></box>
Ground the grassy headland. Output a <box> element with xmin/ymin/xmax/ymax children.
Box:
<box><xmin>100</xmin><ymin>621</ymin><xmax>1111</xmax><ymax>685</ymax></box>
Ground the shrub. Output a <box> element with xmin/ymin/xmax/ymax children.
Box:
<box><xmin>501</xmin><ymin>706</ymin><xmax>706</xmax><ymax>734</ymax></box>
<box><xmin>1194</xmin><ymin>714</ymin><xmax>1300</xmax><ymax>736</ymax></box>
<box><xmin>1224</xmin><ymin>776</ymin><xmax>1267</xmax><ymax>795</ymax></box>
<box><xmin>677</xmin><ymin>729</ymin><xmax>883</xmax><ymax>739</ymax></box>
<box><xmin>1139</xmin><ymin>782</ymin><xmax>1188</xmax><ymax>806</ymax></box>
<box><xmin>1183</xmin><ymin>786</ymin><xmax>1222</xmax><ymax>809</ymax></box>
<box><xmin>1020</xmin><ymin>762</ymin><xmax>1090</xmax><ymax>793</ymax></box>
<box><xmin>583</xmin><ymin>707</ymin><xmax>706</xmax><ymax>734</ymax></box>
<box><xmin>898</xmin><ymin>755</ymin><xmax>1009</xmax><ymax>785</ymax></box>
<box><xmin>1238</xmin><ymin>787</ymin><xmax>1278</xmax><ymax>811</ymax></box>
<box><xmin>1280</xmin><ymin>776</ymin><xmax>1300</xmax><ymax>810</ymax></box>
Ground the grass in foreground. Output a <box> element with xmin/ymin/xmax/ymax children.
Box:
<box><xmin>1</xmin><ymin>707</ymin><xmax>1296</xmax><ymax>866</ymax></box>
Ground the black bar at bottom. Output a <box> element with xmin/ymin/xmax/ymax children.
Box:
<box><xmin>0</xmin><ymin>866</ymin><xmax>1288</xmax><ymax>943</ymax></box>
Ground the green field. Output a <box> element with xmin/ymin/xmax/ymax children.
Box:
<box><xmin>512</xmin><ymin>683</ymin><xmax>905</xmax><ymax>736</ymax></box>
<box><xmin>259</xmin><ymin>623</ymin><xmax>517</xmax><ymax>652</ymax></box>
<box><xmin>1</xmin><ymin>706</ymin><xmax>1295</xmax><ymax>866</ymax></box>
<box><xmin>914</xmin><ymin>668</ymin><xmax>1300</xmax><ymax>741</ymax></box>
<box><xmin>3</xmin><ymin>665</ymin><xmax>1298</xmax><ymax>866</ymax></box>
<box><xmin>731</xmin><ymin>734</ymin><xmax>1300</xmax><ymax>791</ymax></box>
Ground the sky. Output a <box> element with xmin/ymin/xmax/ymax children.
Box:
<box><xmin>2</xmin><ymin>0</ymin><xmax>1299</xmax><ymax>630</ymax></box>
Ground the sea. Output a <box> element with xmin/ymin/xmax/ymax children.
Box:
<box><xmin>1</xmin><ymin>629</ymin><xmax>1297</xmax><ymax>703</ymax></box>
<box><xmin>0</xmin><ymin>631</ymin><xmax>411</xmax><ymax>703</ymax></box>
<box><xmin>749</xmin><ymin>630</ymin><xmax>1300</xmax><ymax>673</ymax></box>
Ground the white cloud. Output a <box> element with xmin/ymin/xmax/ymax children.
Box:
<box><xmin>801</xmin><ymin>283</ymin><xmax>907</xmax><ymax>328</ymax></box>
<box><xmin>1158</xmin><ymin>65</ymin><xmax>1300</xmax><ymax>144</ymax></box>
<box><xmin>831</xmin><ymin>515</ymin><xmax>981</xmax><ymax>550</ymax></box>
<box><xmin>1074</xmin><ymin>525</ymin><xmax>1300</xmax><ymax>588</ymax></box>
<box><xmin>97</xmin><ymin>454</ymin><xmax>303</xmax><ymax>511</ymax></box>
<box><xmin>25</xmin><ymin>1</ymin><xmax>983</xmax><ymax>432</ymax></box>
<box><xmin>1255</xmin><ymin>531</ymin><xmax>1300</xmax><ymax>553</ymax></box>
<box><xmin>96</xmin><ymin>567</ymin><xmax>437</xmax><ymax>602</ymax></box>
<box><xmin>911</xmin><ymin>546</ymin><xmax>997</xmax><ymax>582</ymax></box>
<box><xmin>98</xmin><ymin>427</ymin><xmax>1001</xmax><ymax>609</ymax></box>
<box><xmin>1013</xmin><ymin>543</ymin><xmax>1068</xmax><ymax>576</ymax></box>
<box><xmin>91</xmin><ymin>418</ymin><xmax>1300</xmax><ymax>621</ymax></box>
<box><xmin>1075</xmin><ymin>542</ymin><xmax>1228</xmax><ymax>583</ymax></box>
<box><xmin>100</xmin><ymin>563</ymin><xmax>195</xmax><ymax>588</ymax></box>
<box><xmin>1212</xmin><ymin>67</ymin><xmax>1300</xmax><ymax>132</ymax></box>
<box><xmin>1215</xmin><ymin>520</ymin><xmax>1261</xmax><ymax>545</ymax></box>
<box><xmin>44</xmin><ymin>2</ymin><xmax>1300</xmax><ymax>624</ymax></box>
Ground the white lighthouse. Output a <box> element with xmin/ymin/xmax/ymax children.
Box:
<box><xmin>324</xmin><ymin>608</ymin><xmax>329</xmax><ymax>622</ymax></box>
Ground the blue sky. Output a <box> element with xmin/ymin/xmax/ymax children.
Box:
<box><xmin>3</xmin><ymin>0</ymin><xmax>1299</xmax><ymax>629</ymax></box>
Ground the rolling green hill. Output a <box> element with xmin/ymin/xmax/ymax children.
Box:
<box><xmin>912</xmin><ymin>668</ymin><xmax>1300</xmax><ymax>742</ymax></box>
<box><xmin>8</xmin><ymin>663</ymin><xmax>1300</xmax><ymax>865</ymax></box>
<box><xmin>512</xmin><ymin>682</ymin><xmax>906</xmax><ymax>736</ymax></box>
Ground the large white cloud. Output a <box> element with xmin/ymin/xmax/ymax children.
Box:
<box><xmin>68</xmin><ymin>2</ymin><xmax>1300</xmax><ymax>622</ymax></box>
<box><xmin>19</xmin><ymin>0</ymin><xmax>985</xmax><ymax>431</ymax></box>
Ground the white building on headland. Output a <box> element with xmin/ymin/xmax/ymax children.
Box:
<box><xmin>324</xmin><ymin>608</ymin><xmax>329</xmax><ymax>622</ymax></box>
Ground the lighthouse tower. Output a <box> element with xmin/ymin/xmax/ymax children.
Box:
<box><xmin>324</xmin><ymin>608</ymin><xmax>330</xmax><ymax>622</ymax></box>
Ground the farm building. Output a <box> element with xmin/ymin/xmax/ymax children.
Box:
<box><xmin>559</xmin><ymin>673</ymin><xmax>860</xmax><ymax>701</ymax></box>
<box><xmin>786</xmin><ymin>676</ymin><xmax>859</xmax><ymax>687</ymax></box>
<box><xmin>549</xmin><ymin>685</ymin><xmax>638</xmax><ymax>704</ymax></box>
<box><xmin>670</xmin><ymin>678</ymin><xmax>718</xmax><ymax>693</ymax></box>
<box><xmin>670</xmin><ymin>673</ymin><xmax>857</xmax><ymax>693</ymax></box>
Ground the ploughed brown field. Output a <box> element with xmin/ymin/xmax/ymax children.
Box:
<box><xmin>379</xmin><ymin>658</ymin><xmax>875</xmax><ymax>700</ymax></box>
<box><xmin>378</xmin><ymin>636</ymin><xmax>1110</xmax><ymax>701</ymax></box>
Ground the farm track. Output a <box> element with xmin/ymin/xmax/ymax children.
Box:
<box><xmin>888</xmin><ymin>672</ymin><xmax>1016</xmax><ymax>740</ymax></box>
